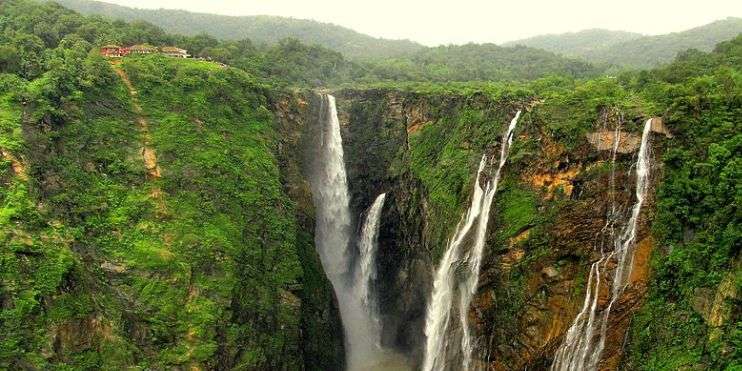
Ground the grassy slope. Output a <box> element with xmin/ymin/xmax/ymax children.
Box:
<box><xmin>119</xmin><ymin>55</ymin><xmax>307</xmax><ymax>369</ymax></box>
<box><xmin>1</xmin><ymin>59</ymin><xmax>167</xmax><ymax>368</ymax></box>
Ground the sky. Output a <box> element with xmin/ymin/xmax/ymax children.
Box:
<box><xmin>101</xmin><ymin>0</ymin><xmax>742</xmax><ymax>46</ymax></box>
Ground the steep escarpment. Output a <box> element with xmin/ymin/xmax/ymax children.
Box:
<box><xmin>326</xmin><ymin>86</ymin><xmax>667</xmax><ymax>370</ymax></box>
<box><xmin>1</xmin><ymin>55</ymin><xmax>344</xmax><ymax>370</ymax></box>
<box><xmin>271</xmin><ymin>60</ymin><xmax>738</xmax><ymax>369</ymax></box>
<box><xmin>2</xmin><ymin>0</ymin><xmax>739</xmax><ymax>367</ymax></box>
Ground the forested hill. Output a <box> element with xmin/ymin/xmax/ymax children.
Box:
<box><xmin>373</xmin><ymin>43</ymin><xmax>595</xmax><ymax>81</ymax></box>
<box><xmin>506</xmin><ymin>17</ymin><xmax>742</xmax><ymax>68</ymax></box>
<box><xmin>52</xmin><ymin>0</ymin><xmax>426</xmax><ymax>60</ymax></box>
<box><xmin>24</xmin><ymin>0</ymin><xmax>599</xmax><ymax>84</ymax></box>
<box><xmin>503</xmin><ymin>29</ymin><xmax>643</xmax><ymax>58</ymax></box>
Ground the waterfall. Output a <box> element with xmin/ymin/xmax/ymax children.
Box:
<box><xmin>355</xmin><ymin>193</ymin><xmax>387</xmax><ymax>346</ymax></box>
<box><xmin>310</xmin><ymin>94</ymin><xmax>408</xmax><ymax>370</ymax></box>
<box><xmin>422</xmin><ymin>111</ymin><xmax>522</xmax><ymax>371</ymax></box>
<box><xmin>311</xmin><ymin>94</ymin><xmax>353</xmax><ymax>281</ymax></box>
<box><xmin>550</xmin><ymin>119</ymin><xmax>653</xmax><ymax>371</ymax></box>
<box><xmin>309</xmin><ymin>94</ymin><xmax>382</xmax><ymax>370</ymax></box>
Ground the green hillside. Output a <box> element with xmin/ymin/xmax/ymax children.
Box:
<box><xmin>368</xmin><ymin>43</ymin><xmax>596</xmax><ymax>81</ymax></box>
<box><xmin>506</xmin><ymin>18</ymin><xmax>742</xmax><ymax>68</ymax></box>
<box><xmin>503</xmin><ymin>29</ymin><xmax>642</xmax><ymax>57</ymax></box>
<box><xmin>591</xmin><ymin>17</ymin><xmax>742</xmax><ymax>68</ymax></box>
<box><xmin>52</xmin><ymin>0</ymin><xmax>425</xmax><ymax>60</ymax></box>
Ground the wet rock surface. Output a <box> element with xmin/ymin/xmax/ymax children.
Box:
<box><xmin>276</xmin><ymin>89</ymin><xmax>666</xmax><ymax>369</ymax></box>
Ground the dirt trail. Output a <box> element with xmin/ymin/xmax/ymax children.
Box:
<box><xmin>112</xmin><ymin>63</ymin><xmax>167</xmax><ymax>215</ymax></box>
<box><xmin>112</xmin><ymin>65</ymin><xmax>162</xmax><ymax>180</ymax></box>
<box><xmin>1</xmin><ymin>148</ymin><xmax>27</xmax><ymax>180</ymax></box>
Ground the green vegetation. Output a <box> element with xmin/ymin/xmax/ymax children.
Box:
<box><xmin>120</xmin><ymin>55</ymin><xmax>307</xmax><ymax>369</ymax></box>
<box><xmin>49</xmin><ymin>0</ymin><xmax>602</xmax><ymax>84</ymax></box>
<box><xmin>621</xmin><ymin>36</ymin><xmax>741</xmax><ymax>370</ymax></box>
<box><xmin>504</xmin><ymin>29</ymin><xmax>642</xmax><ymax>58</ymax></box>
<box><xmin>406</xmin><ymin>104</ymin><xmax>523</xmax><ymax>255</ymax></box>
<box><xmin>372</xmin><ymin>44</ymin><xmax>596</xmax><ymax>82</ymax></box>
<box><xmin>54</xmin><ymin>0</ymin><xmax>426</xmax><ymax>60</ymax></box>
<box><xmin>508</xmin><ymin>18</ymin><xmax>742</xmax><ymax>69</ymax></box>
<box><xmin>0</xmin><ymin>0</ymin><xmax>740</xmax><ymax>369</ymax></box>
<box><xmin>0</xmin><ymin>1</ymin><xmax>341</xmax><ymax>368</ymax></box>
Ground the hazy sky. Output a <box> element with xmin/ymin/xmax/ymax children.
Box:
<box><xmin>103</xmin><ymin>0</ymin><xmax>742</xmax><ymax>45</ymax></box>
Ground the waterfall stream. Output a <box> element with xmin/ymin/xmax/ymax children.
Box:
<box><xmin>550</xmin><ymin>119</ymin><xmax>653</xmax><ymax>371</ymax></box>
<box><xmin>310</xmin><ymin>94</ymin><xmax>383</xmax><ymax>370</ymax></box>
<box><xmin>311</xmin><ymin>94</ymin><xmax>352</xmax><ymax>281</ymax></box>
<box><xmin>422</xmin><ymin>111</ymin><xmax>522</xmax><ymax>371</ymax></box>
<box><xmin>355</xmin><ymin>193</ymin><xmax>387</xmax><ymax>347</ymax></box>
<box><xmin>310</xmin><ymin>94</ymin><xmax>408</xmax><ymax>371</ymax></box>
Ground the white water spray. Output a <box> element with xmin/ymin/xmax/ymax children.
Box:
<box><xmin>422</xmin><ymin>111</ymin><xmax>522</xmax><ymax>371</ymax></box>
<box><xmin>355</xmin><ymin>193</ymin><xmax>387</xmax><ymax>346</ymax></box>
<box><xmin>309</xmin><ymin>94</ymin><xmax>386</xmax><ymax>370</ymax></box>
<box><xmin>550</xmin><ymin>119</ymin><xmax>653</xmax><ymax>371</ymax></box>
<box><xmin>311</xmin><ymin>94</ymin><xmax>352</xmax><ymax>280</ymax></box>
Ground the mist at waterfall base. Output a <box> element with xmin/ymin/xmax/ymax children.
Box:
<box><xmin>550</xmin><ymin>119</ymin><xmax>653</xmax><ymax>371</ymax></box>
<box><xmin>422</xmin><ymin>111</ymin><xmax>522</xmax><ymax>371</ymax></box>
<box><xmin>308</xmin><ymin>94</ymin><xmax>409</xmax><ymax>370</ymax></box>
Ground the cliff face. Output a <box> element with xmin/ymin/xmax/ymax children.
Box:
<box><xmin>4</xmin><ymin>56</ymin><xmax>737</xmax><ymax>370</ymax></box>
<box><xmin>1</xmin><ymin>58</ymin><xmax>345</xmax><ymax>370</ymax></box>
<box><xmin>274</xmin><ymin>88</ymin><xmax>671</xmax><ymax>369</ymax></box>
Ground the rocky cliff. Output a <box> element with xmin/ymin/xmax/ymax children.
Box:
<box><xmin>274</xmin><ymin>86</ymin><xmax>677</xmax><ymax>369</ymax></box>
<box><xmin>3</xmin><ymin>50</ymin><xmax>738</xmax><ymax>370</ymax></box>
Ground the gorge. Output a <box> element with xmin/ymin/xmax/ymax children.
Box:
<box><xmin>282</xmin><ymin>88</ymin><xmax>681</xmax><ymax>370</ymax></box>
<box><xmin>0</xmin><ymin>2</ymin><xmax>740</xmax><ymax>370</ymax></box>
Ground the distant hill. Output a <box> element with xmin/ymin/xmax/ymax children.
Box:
<box><xmin>393</xmin><ymin>43</ymin><xmax>598</xmax><ymax>81</ymax></box>
<box><xmin>51</xmin><ymin>0</ymin><xmax>602</xmax><ymax>81</ymax></box>
<box><xmin>505</xmin><ymin>18</ymin><xmax>742</xmax><ymax>68</ymax></box>
<box><xmin>52</xmin><ymin>0</ymin><xmax>426</xmax><ymax>60</ymax></box>
<box><xmin>503</xmin><ymin>29</ymin><xmax>642</xmax><ymax>58</ymax></box>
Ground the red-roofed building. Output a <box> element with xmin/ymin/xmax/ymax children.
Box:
<box><xmin>100</xmin><ymin>45</ymin><xmax>131</xmax><ymax>57</ymax></box>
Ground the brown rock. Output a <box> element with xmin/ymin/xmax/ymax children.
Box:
<box><xmin>526</xmin><ymin>167</ymin><xmax>581</xmax><ymax>199</ymax></box>
<box><xmin>649</xmin><ymin>117</ymin><xmax>673</xmax><ymax>138</ymax></box>
<box><xmin>586</xmin><ymin>130</ymin><xmax>641</xmax><ymax>153</ymax></box>
<box><xmin>100</xmin><ymin>261</ymin><xmax>127</xmax><ymax>274</ymax></box>
<box><xmin>542</xmin><ymin>266</ymin><xmax>560</xmax><ymax>279</ymax></box>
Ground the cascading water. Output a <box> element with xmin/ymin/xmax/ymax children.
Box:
<box><xmin>309</xmin><ymin>94</ymin><xmax>385</xmax><ymax>370</ymax></box>
<box><xmin>550</xmin><ymin>119</ymin><xmax>653</xmax><ymax>371</ymax></box>
<box><xmin>310</xmin><ymin>95</ymin><xmax>408</xmax><ymax>370</ymax></box>
<box><xmin>311</xmin><ymin>94</ymin><xmax>352</xmax><ymax>281</ymax></box>
<box><xmin>550</xmin><ymin>124</ymin><xmax>622</xmax><ymax>371</ymax></box>
<box><xmin>422</xmin><ymin>111</ymin><xmax>522</xmax><ymax>371</ymax></box>
<box><xmin>354</xmin><ymin>193</ymin><xmax>387</xmax><ymax>346</ymax></box>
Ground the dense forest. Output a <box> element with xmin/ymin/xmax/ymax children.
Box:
<box><xmin>0</xmin><ymin>0</ymin><xmax>599</xmax><ymax>85</ymax></box>
<box><xmin>0</xmin><ymin>0</ymin><xmax>740</xmax><ymax>370</ymax></box>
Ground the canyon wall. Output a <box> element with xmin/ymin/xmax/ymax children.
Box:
<box><xmin>4</xmin><ymin>54</ymin><xmax>737</xmax><ymax>370</ymax></box>
<box><xmin>275</xmin><ymin>88</ymin><xmax>673</xmax><ymax>369</ymax></box>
